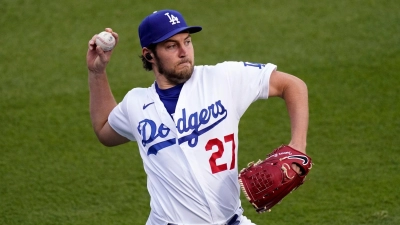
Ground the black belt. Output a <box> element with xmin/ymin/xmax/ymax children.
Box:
<box><xmin>227</xmin><ymin>214</ymin><xmax>239</xmax><ymax>225</ymax></box>
<box><xmin>167</xmin><ymin>214</ymin><xmax>239</xmax><ymax>225</ymax></box>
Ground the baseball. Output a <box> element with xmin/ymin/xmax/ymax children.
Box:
<box><xmin>95</xmin><ymin>31</ymin><xmax>115</xmax><ymax>51</ymax></box>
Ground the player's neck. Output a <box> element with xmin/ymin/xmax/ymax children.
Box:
<box><xmin>155</xmin><ymin>73</ymin><xmax>188</xmax><ymax>90</ymax></box>
<box><xmin>155</xmin><ymin>78</ymin><xmax>177</xmax><ymax>90</ymax></box>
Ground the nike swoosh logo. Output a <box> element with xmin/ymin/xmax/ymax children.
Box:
<box><xmin>143</xmin><ymin>102</ymin><xmax>154</xmax><ymax>109</ymax></box>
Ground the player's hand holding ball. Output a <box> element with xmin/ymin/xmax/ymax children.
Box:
<box><xmin>95</xmin><ymin>31</ymin><xmax>116</xmax><ymax>51</ymax></box>
<box><xmin>87</xmin><ymin>28</ymin><xmax>118</xmax><ymax>74</ymax></box>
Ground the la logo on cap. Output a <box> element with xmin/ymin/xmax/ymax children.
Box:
<box><xmin>165</xmin><ymin>12</ymin><xmax>180</xmax><ymax>25</ymax></box>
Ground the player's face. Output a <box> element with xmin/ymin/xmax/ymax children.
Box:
<box><xmin>154</xmin><ymin>32</ymin><xmax>194</xmax><ymax>85</ymax></box>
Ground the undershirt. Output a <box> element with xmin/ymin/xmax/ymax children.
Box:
<box><xmin>155</xmin><ymin>82</ymin><xmax>184</xmax><ymax>118</ymax></box>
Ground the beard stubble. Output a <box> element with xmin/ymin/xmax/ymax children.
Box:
<box><xmin>156</xmin><ymin>56</ymin><xmax>194</xmax><ymax>85</ymax></box>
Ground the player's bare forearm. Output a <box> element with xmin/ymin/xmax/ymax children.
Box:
<box><xmin>87</xmin><ymin>30</ymin><xmax>117</xmax><ymax>138</ymax></box>
<box><xmin>269</xmin><ymin>71</ymin><xmax>309</xmax><ymax>153</ymax></box>
<box><xmin>284</xmin><ymin>79</ymin><xmax>308</xmax><ymax>153</ymax></box>
<box><xmin>88</xmin><ymin>71</ymin><xmax>117</xmax><ymax>135</ymax></box>
<box><xmin>88</xmin><ymin>70</ymin><xmax>130</xmax><ymax>147</ymax></box>
<box><xmin>86</xmin><ymin>28</ymin><xmax>129</xmax><ymax>146</ymax></box>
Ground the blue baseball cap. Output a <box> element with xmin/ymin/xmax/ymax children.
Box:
<box><xmin>138</xmin><ymin>9</ymin><xmax>202</xmax><ymax>48</ymax></box>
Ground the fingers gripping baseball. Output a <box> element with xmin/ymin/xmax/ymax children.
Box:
<box><xmin>86</xmin><ymin>28</ymin><xmax>119</xmax><ymax>73</ymax></box>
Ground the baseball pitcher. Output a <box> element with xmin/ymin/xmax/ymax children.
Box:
<box><xmin>86</xmin><ymin>9</ymin><xmax>310</xmax><ymax>225</ymax></box>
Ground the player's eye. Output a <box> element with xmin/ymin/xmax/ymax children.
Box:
<box><xmin>166</xmin><ymin>44</ymin><xmax>176</xmax><ymax>49</ymax></box>
<box><xmin>184</xmin><ymin>39</ymin><xmax>192</xmax><ymax>45</ymax></box>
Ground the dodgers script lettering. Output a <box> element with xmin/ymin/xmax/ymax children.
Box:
<box><xmin>137</xmin><ymin>100</ymin><xmax>228</xmax><ymax>155</ymax></box>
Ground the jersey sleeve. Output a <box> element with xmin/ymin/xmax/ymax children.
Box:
<box><xmin>220</xmin><ymin>61</ymin><xmax>277</xmax><ymax>117</ymax></box>
<box><xmin>108</xmin><ymin>92</ymin><xmax>136</xmax><ymax>141</ymax></box>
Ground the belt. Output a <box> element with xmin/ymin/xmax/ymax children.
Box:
<box><xmin>227</xmin><ymin>214</ymin><xmax>239</xmax><ymax>225</ymax></box>
<box><xmin>167</xmin><ymin>214</ymin><xmax>239</xmax><ymax>225</ymax></box>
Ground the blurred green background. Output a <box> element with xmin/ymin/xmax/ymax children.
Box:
<box><xmin>1</xmin><ymin>0</ymin><xmax>399</xmax><ymax>224</ymax></box>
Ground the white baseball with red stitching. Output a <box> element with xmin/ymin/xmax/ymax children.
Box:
<box><xmin>95</xmin><ymin>31</ymin><xmax>115</xmax><ymax>51</ymax></box>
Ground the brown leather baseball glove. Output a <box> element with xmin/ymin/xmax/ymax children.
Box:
<box><xmin>238</xmin><ymin>145</ymin><xmax>312</xmax><ymax>213</ymax></box>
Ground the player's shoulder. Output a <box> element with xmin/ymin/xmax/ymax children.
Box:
<box><xmin>121</xmin><ymin>86</ymin><xmax>153</xmax><ymax>102</ymax></box>
<box><xmin>194</xmin><ymin>61</ymin><xmax>245</xmax><ymax>75</ymax></box>
<box><xmin>126</xmin><ymin>87</ymin><xmax>148</xmax><ymax>95</ymax></box>
<box><xmin>195</xmin><ymin>61</ymin><xmax>244</xmax><ymax>69</ymax></box>
<box><xmin>196</xmin><ymin>61</ymin><xmax>275</xmax><ymax>72</ymax></box>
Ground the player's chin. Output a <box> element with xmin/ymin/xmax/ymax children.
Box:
<box><xmin>176</xmin><ymin>65</ymin><xmax>193</xmax><ymax>77</ymax></box>
<box><xmin>167</xmin><ymin>74</ymin><xmax>191</xmax><ymax>85</ymax></box>
<box><xmin>165</xmin><ymin>70</ymin><xmax>192</xmax><ymax>84</ymax></box>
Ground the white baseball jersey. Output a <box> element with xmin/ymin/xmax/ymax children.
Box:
<box><xmin>109</xmin><ymin>61</ymin><xmax>277</xmax><ymax>225</ymax></box>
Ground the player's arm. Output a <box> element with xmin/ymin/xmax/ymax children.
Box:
<box><xmin>268</xmin><ymin>70</ymin><xmax>308</xmax><ymax>153</ymax></box>
<box><xmin>87</xmin><ymin>28</ymin><xmax>129</xmax><ymax>147</ymax></box>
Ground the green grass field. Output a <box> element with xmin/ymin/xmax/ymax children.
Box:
<box><xmin>1</xmin><ymin>0</ymin><xmax>399</xmax><ymax>224</ymax></box>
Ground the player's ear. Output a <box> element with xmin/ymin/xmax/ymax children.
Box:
<box><xmin>145</xmin><ymin>53</ymin><xmax>153</xmax><ymax>61</ymax></box>
<box><xmin>142</xmin><ymin>48</ymin><xmax>154</xmax><ymax>62</ymax></box>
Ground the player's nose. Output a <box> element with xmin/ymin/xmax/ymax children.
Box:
<box><xmin>178</xmin><ymin>45</ymin><xmax>189</xmax><ymax>58</ymax></box>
